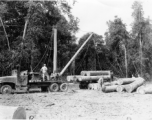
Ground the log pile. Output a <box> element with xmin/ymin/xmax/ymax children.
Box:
<box><xmin>67</xmin><ymin>70</ymin><xmax>112</xmax><ymax>82</ymax></box>
<box><xmin>67</xmin><ymin>70</ymin><xmax>148</xmax><ymax>94</ymax></box>
<box><xmin>81</xmin><ymin>71</ymin><xmax>111</xmax><ymax>76</ymax></box>
<box><xmin>125</xmin><ymin>77</ymin><xmax>145</xmax><ymax>93</ymax></box>
<box><xmin>101</xmin><ymin>77</ymin><xmax>145</xmax><ymax>93</ymax></box>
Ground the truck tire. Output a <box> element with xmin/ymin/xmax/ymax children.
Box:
<box><xmin>60</xmin><ymin>83</ymin><xmax>68</xmax><ymax>92</ymax></box>
<box><xmin>1</xmin><ymin>85</ymin><xmax>12</xmax><ymax>94</ymax></box>
<box><xmin>48</xmin><ymin>83</ymin><xmax>59</xmax><ymax>92</ymax></box>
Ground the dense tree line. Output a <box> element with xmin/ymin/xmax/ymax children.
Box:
<box><xmin>0</xmin><ymin>1</ymin><xmax>152</xmax><ymax>81</ymax></box>
<box><xmin>0</xmin><ymin>1</ymin><xmax>78</xmax><ymax>76</ymax></box>
<box><xmin>76</xmin><ymin>1</ymin><xmax>152</xmax><ymax>80</ymax></box>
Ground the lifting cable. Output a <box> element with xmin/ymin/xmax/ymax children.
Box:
<box><xmin>96</xmin><ymin>51</ymin><xmax>102</xmax><ymax>70</ymax></box>
<box><xmin>93</xmin><ymin>38</ymin><xmax>102</xmax><ymax>70</ymax></box>
<box><xmin>133</xmin><ymin>62</ymin><xmax>139</xmax><ymax>76</ymax></box>
<box><xmin>33</xmin><ymin>32</ymin><xmax>53</xmax><ymax>71</ymax></box>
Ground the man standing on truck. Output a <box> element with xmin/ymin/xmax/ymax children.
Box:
<box><xmin>40</xmin><ymin>64</ymin><xmax>49</xmax><ymax>81</ymax></box>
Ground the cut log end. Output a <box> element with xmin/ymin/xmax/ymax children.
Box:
<box><xmin>116</xmin><ymin>86</ymin><xmax>124</xmax><ymax>93</ymax></box>
<box><xmin>125</xmin><ymin>85</ymin><xmax>132</xmax><ymax>93</ymax></box>
<box><xmin>138</xmin><ymin>89</ymin><xmax>145</xmax><ymax>94</ymax></box>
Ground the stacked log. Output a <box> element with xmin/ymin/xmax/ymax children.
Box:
<box><xmin>67</xmin><ymin>75</ymin><xmax>109</xmax><ymax>82</ymax></box>
<box><xmin>0</xmin><ymin>106</ymin><xmax>26</xmax><ymax>119</ymax></box>
<box><xmin>125</xmin><ymin>77</ymin><xmax>145</xmax><ymax>93</ymax></box>
<box><xmin>81</xmin><ymin>70</ymin><xmax>111</xmax><ymax>76</ymax></box>
<box><xmin>101</xmin><ymin>77</ymin><xmax>145</xmax><ymax>93</ymax></box>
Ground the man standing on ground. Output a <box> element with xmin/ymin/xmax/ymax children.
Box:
<box><xmin>40</xmin><ymin>64</ymin><xmax>49</xmax><ymax>81</ymax></box>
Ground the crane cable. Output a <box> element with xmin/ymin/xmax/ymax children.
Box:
<box><xmin>33</xmin><ymin>32</ymin><xmax>53</xmax><ymax>71</ymax></box>
<box><xmin>93</xmin><ymin>38</ymin><xmax>103</xmax><ymax>70</ymax></box>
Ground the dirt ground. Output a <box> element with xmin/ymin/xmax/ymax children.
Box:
<box><xmin>0</xmin><ymin>84</ymin><xmax>152</xmax><ymax>120</ymax></box>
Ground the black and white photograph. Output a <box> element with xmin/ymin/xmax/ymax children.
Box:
<box><xmin>0</xmin><ymin>0</ymin><xmax>152</xmax><ymax>120</ymax></box>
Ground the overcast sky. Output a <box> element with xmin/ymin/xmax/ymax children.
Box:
<box><xmin>66</xmin><ymin>0</ymin><xmax>152</xmax><ymax>39</ymax></box>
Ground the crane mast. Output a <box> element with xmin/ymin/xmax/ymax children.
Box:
<box><xmin>59</xmin><ymin>33</ymin><xmax>93</xmax><ymax>76</ymax></box>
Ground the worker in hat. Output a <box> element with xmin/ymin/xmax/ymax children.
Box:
<box><xmin>40</xmin><ymin>64</ymin><xmax>49</xmax><ymax>81</ymax></box>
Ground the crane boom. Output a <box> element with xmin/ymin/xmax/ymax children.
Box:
<box><xmin>59</xmin><ymin>33</ymin><xmax>93</xmax><ymax>76</ymax></box>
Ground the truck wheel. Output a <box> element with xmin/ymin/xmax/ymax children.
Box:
<box><xmin>60</xmin><ymin>83</ymin><xmax>68</xmax><ymax>92</ymax></box>
<box><xmin>1</xmin><ymin>85</ymin><xmax>12</xmax><ymax>94</ymax></box>
<box><xmin>48</xmin><ymin>83</ymin><xmax>59</xmax><ymax>92</ymax></box>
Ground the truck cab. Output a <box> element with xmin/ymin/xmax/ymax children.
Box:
<box><xmin>0</xmin><ymin>69</ymin><xmax>68</xmax><ymax>94</ymax></box>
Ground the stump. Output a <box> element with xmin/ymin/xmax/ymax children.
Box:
<box><xmin>0</xmin><ymin>106</ymin><xmax>26</xmax><ymax>119</ymax></box>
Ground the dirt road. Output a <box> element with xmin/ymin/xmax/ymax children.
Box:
<box><xmin>0</xmin><ymin>85</ymin><xmax>152</xmax><ymax>120</ymax></box>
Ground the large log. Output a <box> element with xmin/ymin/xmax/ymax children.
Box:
<box><xmin>102</xmin><ymin>85</ymin><xmax>118</xmax><ymax>93</ymax></box>
<box><xmin>125</xmin><ymin>77</ymin><xmax>145</xmax><ymax>93</ymax></box>
<box><xmin>0</xmin><ymin>106</ymin><xmax>26</xmax><ymax>119</ymax></box>
<box><xmin>81</xmin><ymin>70</ymin><xmax>111</xmax><ymax>76</ymax></box>
<box><xmin>118</xmin><ymin>78</ymin><xmax>136</xmax><ymax>85</ymax></box>
<box><xmin>67</xmin><ymin>75</ymin><xmax>110</xmax><ymax>82</ymax></box>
